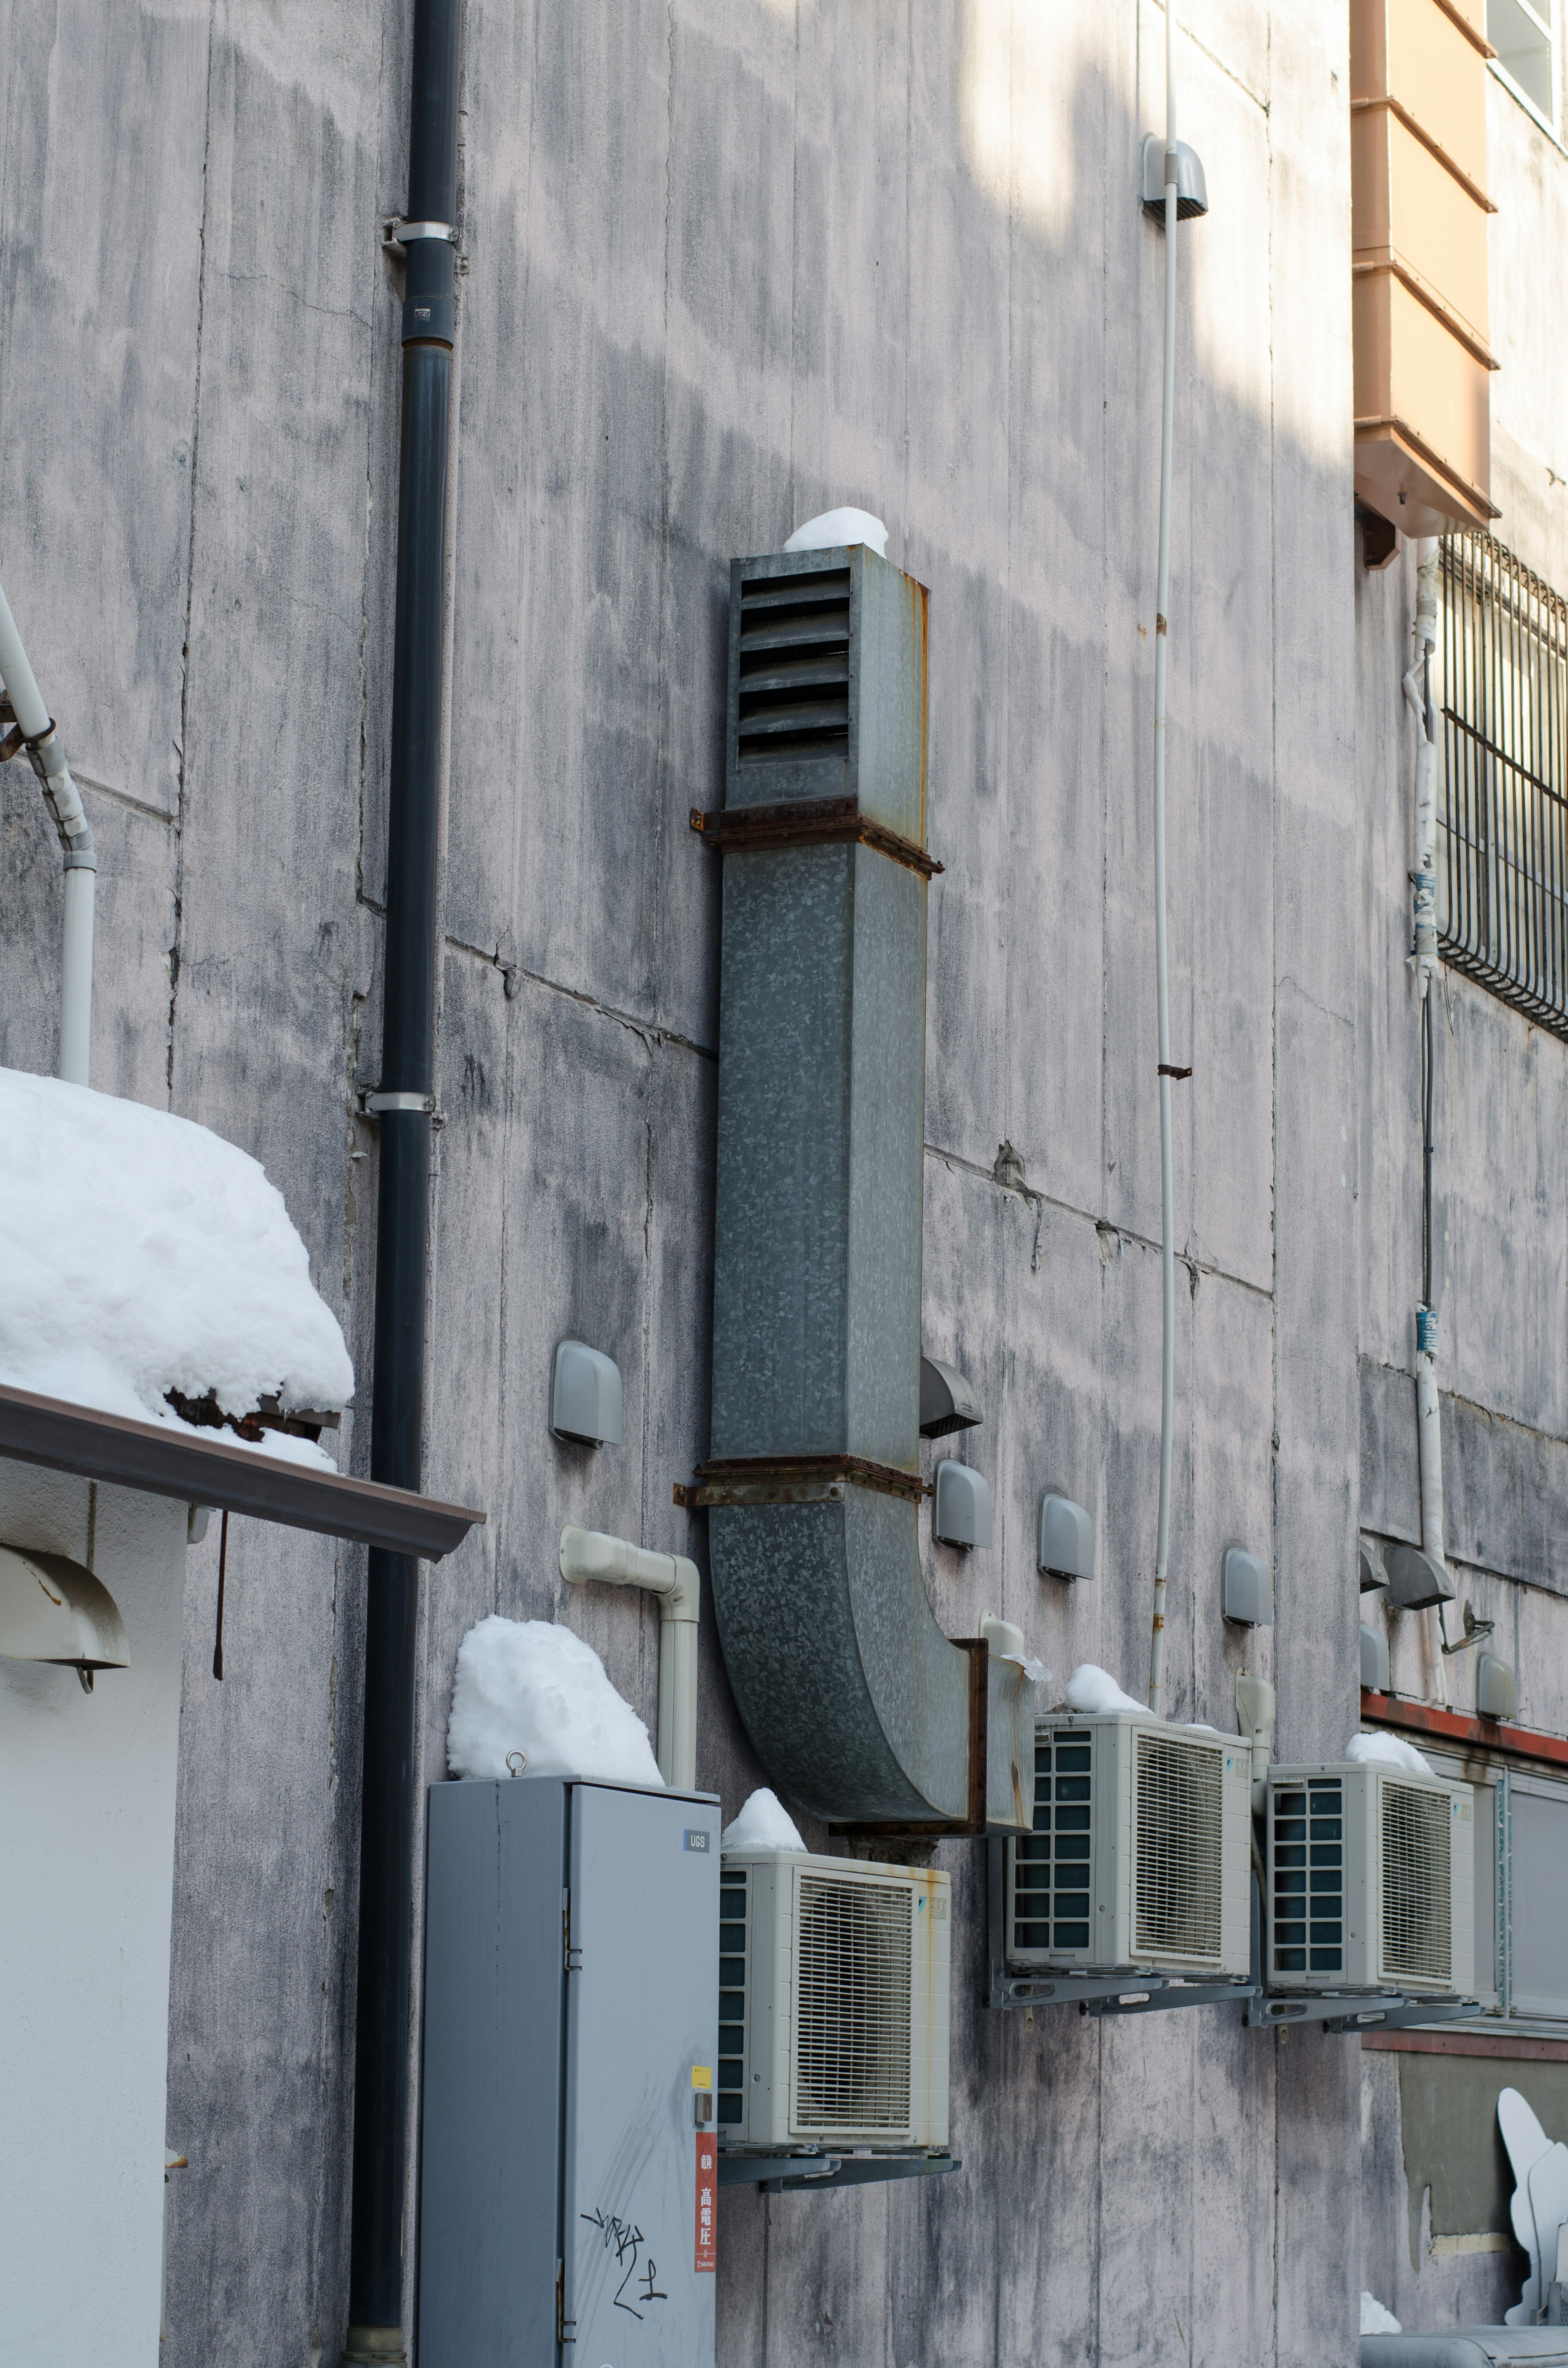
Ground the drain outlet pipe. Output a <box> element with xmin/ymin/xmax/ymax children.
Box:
<box><xmin>560</xmin><ymin>1527</ymin><xmax>700</xmax><ymax>1790</ymax></box>
<box><xmin>1404</xmin><ymin>538</ymin><xmax>1450</xmax><ymax>1706</ymax></box>
<box><xmin>345</xmin><ymin>0</ymin><xmax>461</xmax><ymax>2357</ymax></box>
<box><xmin>1148</xmin><ymin>1</ymin><xmax>1182</xmax><ymax>1715</ymax></box>
<box><xmin>0</xmin><ymin>575</ymin><xmax>97</xmax><ymax>1085</ymax></box>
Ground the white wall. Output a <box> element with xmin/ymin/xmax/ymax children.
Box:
<box><xmin>0</xmin><ymin>1466</ymin><xmax>187</xmax><ymax>2366</ymax></box>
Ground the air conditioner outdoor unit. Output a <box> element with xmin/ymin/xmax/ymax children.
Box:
<box><xmin>1266</xmin><ymin>1763</ymin><xmax>1474</xmax><ymax>1994</ymax></box>
<box><xmin>1005</xmin><ymin>1712</ymin><xmax>1253</xmax><ymax>1978</ymax></box>
<box><xmin>717</xmin><ymin>1848</ymin><xmax>950</xmax><ymax>2153</ymax></box>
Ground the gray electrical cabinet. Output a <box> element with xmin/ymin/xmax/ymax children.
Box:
<box><xmin>419</xmin><ymin>1775</ymin><xmax>721</xmax><ymax>2367</ymax></box>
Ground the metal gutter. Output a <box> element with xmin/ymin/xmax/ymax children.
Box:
<box><xmin>0</xmin><ymin>1384</ymin><xmax>481</xmax><ymax>1559</ymax></box>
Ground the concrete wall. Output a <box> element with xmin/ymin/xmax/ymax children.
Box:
<box><xmin>0</xmin><ymin>1471</ymin><xmax>188</xmax><ymax>2366</ymax></box>
<box><xmin>9</xmin><ymin>0</ymin><xmax>1566</xmax><ymax>2359</ymax></box>
<box><xmin>1352</xmin><ymin>37</ymin><xmax>1568</xmax><ymax>2330</ymax></box>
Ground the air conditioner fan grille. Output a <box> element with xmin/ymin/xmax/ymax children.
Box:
<box><xmin>1381</xmin><ymin>1781</ymin><xmax>1452</xmax><ymax>1986</ymax></box>
<box><xmin>792</xmin><ymin>1873</ymin><xmax>911</xmax><ymax>2133</ymax></box>
<box><xmin>1134</xmin><ymin>1732</ymin><xmax>1224</xmax><ymax>1965</ymax></box>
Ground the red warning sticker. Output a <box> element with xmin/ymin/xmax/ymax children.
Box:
<box><xmin>695</xmin><ymin>2134</ymin><xmax>717</xmax><ymax>2272</ymax></box>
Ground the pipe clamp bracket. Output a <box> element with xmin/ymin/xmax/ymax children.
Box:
<box><xmin>361</xmin><ymin>1089</ymin><xmax>437</xmax><ymax>1117</ymax></box>
<box><xmin>381</xmin><ymin>216</ymin><xmax>456</xmax><ymax>256</ymax></box>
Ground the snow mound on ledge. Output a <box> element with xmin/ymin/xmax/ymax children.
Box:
<box><xmin>1361</xmin><ymin>2293</ymin><xmax>1402</xmax><ymax>2335</ymax></box>
<box><xmin>722</xmin><ymin>1788</ymin><xmax>805</xmax><ymax>1853</ymax></box>
<box><xmin>784</xmin><ymin>507</ymin><xmax>889</xmax><ymax>558</ymax></box>
<box><xmin>0</xmin><ymin>1068</ymin><xmax>352</xmax><ymax>1463</ymax></box>
<box><xmin>1346</xmin><ymin>1729</ymin><xmax>1434</xmax><ymax>1777</ymax></box>
<box><xmin>1066</xmin><ymin>1664</ymin><xmax>1148</xmax><ymax>1716</ymax></box>
<box><xmin>447</xmin><ymin>1617</ymin><xmax>664</xmax><ymax>1788</ymax></box>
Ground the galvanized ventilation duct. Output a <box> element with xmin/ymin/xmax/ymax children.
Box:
<box><xmin>700</xmin><ymin>546</ymin><xmax>1033</xmax><ymax>1830</ymax></box>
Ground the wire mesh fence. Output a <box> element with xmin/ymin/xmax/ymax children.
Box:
<box><xmin>1437</xmin><ymin>533</ymin><xmax>1568</xmax><ymax>1035</ymax></box>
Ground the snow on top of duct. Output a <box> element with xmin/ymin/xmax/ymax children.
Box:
<box><xmin>784</xmin><ymin>507</ymin><xmax>889</xmax><ymax>558</ymax></box>
<box><xmin>1361</xmin><ymin>2295</ymin><xmax>1402</xmax><ymax>2335</ymax></box>
<box><xmin>0</xmin><ymin>1066</ymin><xmax>352</xmax><ymax>1465</ymax></box>
<box><xmin>447</xmin><ymin>1616</ymin><xmax>664</xmax><ymax>1787</ymax></box>
<box><xmin>1346</xmin><ymin>1729</ymin><xmax>1435</xmax><ymax>1777</ymax></box>
<box><xmin>722</xmin><ymin>1787</ymin><xmax>805</xmax><ymax>1853</ymax></box>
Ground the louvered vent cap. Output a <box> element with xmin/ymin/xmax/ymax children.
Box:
<box><xmin>733</xmin><ymin>567</ymin><xmax>851</xmax><ymax>771</ymax></box>
<box><xmin>1141</xmin><ymin>134</ymin><xmax>1209</xmax><ymax>221</ymax></box>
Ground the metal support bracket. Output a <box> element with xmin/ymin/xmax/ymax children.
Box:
<box><xmin>717</xmin><ymin>2148</ymin><xmax>961</xmax><ymax>2193</ymax></box>
<box><xmin>359</xmin><ymin>1088</ymin><xmax>437</xmax><ymax>1118</ymax></box>
<box><xmin>381</xmin><ymin>216</ymin><xmax>456</xmax><ymax>257</ymax></box>
<box><xmin>991</xmin><ymin>1965</ymin><xmax>1258</xmax><ymax>2017</ymax></box>
<box><xmin>1245</xmin><ymin>1990</ymin><xmax>1484</xmax><ymax>2034</ymax></box>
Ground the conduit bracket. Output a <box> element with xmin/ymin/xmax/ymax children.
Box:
<box><xmin>359</xmin><ymin>1088</ymin><xmax>438</xmax><ymax>1118</ymax></box>
<box><xmin>381</xmin><ymin>216</ymin><xmax>456</xmax><ymax>258</ymax></box>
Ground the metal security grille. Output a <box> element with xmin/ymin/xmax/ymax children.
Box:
<box><xmin>1134</xmin><ymin>1733</ymin><xmax>1224</xmax><ymax>1966</ymax></box>
<box><xmin>792</xmin><ymin>1874</ymin><xmax>911</xmax><ymax>2133</ymax></box>
<box><xmin>1011</xmin><ymin>1729</ymin><xmax>1094</xmax><ymax>1958</ymax></box>
<box><xmin>1271</xmin><ymin>1777</ymin><xmax>1345</xmax><ymax>1977</ymax></box>
<box><xmin>735</xmin><ymin>569</ymin><xmax>851</xmax><ymax>765</ymax></box>
<box><xmin>1380</xmin><ymin>1781</ymin><xmax>1452</xmax><ymax>1987</ymax></box>
<box><xmin>717</xmin><ymin>1871</ymin><xmax>748</xmax><ymax>2127</ymax></box>
<box><xmin>1438</xmin><ymin>533</ymin><xmax>1568</xmax><ymax>1035</ymax></box>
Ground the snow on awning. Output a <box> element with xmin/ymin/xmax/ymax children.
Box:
<box><xmin>0</xmin><ymin>1384</ymin><xmax>482</xmax><ymax>1560</ymax></box>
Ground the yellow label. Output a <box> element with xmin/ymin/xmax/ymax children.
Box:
<box><xmin>691</xmin><ymin>2065</ymin><xmax>712</xmax><ymax>2089</ymax></box>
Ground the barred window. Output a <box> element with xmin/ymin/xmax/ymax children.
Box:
<box><xmin>1437</xmin><ymin>532</ymin><xmax>1568</xmax><ymax>1038</ymax></box>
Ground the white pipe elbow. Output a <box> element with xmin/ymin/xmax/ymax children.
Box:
<box><xmin>558</xmin><ymin>1525</ymin><xmax>700</xmax><ymax>1791</ymax></box>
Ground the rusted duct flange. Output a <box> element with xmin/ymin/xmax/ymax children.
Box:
<box><xmin>702</xmin><ymin>545</ymin><xmax>1033</xmax><ymax>1830</ymax></box>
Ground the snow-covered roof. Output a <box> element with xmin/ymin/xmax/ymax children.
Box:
<box><xmin>0</xmin><ymin>1068</ymin><xmax>353</xmax><ymax>1468</ymax></box>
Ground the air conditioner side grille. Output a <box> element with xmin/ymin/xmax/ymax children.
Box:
<box><xmin>737</xmin><ymin>570</ymin><xmax>851</xmax><ymax>765</ymax></box>
<box><xmin>1381</xmin><ymin>1781</ymin><xmax>1452</xmax><ymax>1986</ymax></box>
<box><xmin>792</xmin><ymin>1874</ymin><xmax>911</xmax><ymax>2133</ymax></box>
<box><xmin>1134</xmin><ymin>1733</ymin><xmax>1224</xmax><ymax>1966</ymax></box>
<box><xmin>717</xmin><ymin>1871</ymin><xmax>748</xmax><ymax>2127</ymax></box>
<box><xmin>1272</xmin><ymin>1777</ymin><xmax>1345</xmax><ymax>1976</ymax></box>
<box><xmin>1013</xmin><ymin>1732</ymin><xmax>1093</xmax><ymax>1955</ymax></box>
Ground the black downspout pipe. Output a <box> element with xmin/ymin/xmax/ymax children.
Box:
<box><xmin>345</xmin><ymin>0</ymin><xmax>461</xmax><ymax>2357</ymax></box>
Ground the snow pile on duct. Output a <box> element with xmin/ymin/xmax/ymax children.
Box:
<box><xmin>0</xmin><ymin>1066</ymin><xmax>352</xmax><ymax>1464</ymax></box>
<box><xmin>447</xmin><ymin>1617</ymin><xmax>663</xmax><ymax>1787</ymax></box>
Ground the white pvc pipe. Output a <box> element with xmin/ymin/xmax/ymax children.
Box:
<box><xmin>1404</xmin><ymin>539</ymin><xmax>1441</xmax><ymax>1000</ymax></box>
<box><xmin>1149</xmin><ymin>1</ymin><xmax>1180</xmax><ymax>1716</ymax></box>
<box><xmin>1405</xmin><ymin>541</ymin><xmax>1450</xmax><ymax>1703</ymax></box>
<box><xmin>559</xmin><ymin>1525</ymin><xmax>700</xmax><ymax>1791</ymax></box>
<box><xmin>0</xmin><ymin>573</ymin><xmax>96</xmax><ymax>1085</ymax></box>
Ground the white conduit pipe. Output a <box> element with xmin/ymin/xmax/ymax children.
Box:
<box><xmin>1148</xmin><ymin>0</ymin><xmax>1181</xmax><ymax>1715</ymax></box>
<box><xmin>1403</xmin><ymin>539</ymin><xmax>1450</xmax><ymax>1704</ymax></box>
<box><xmin>559</xmin><ymin>1525</ymin><xmax>700</xmax><ymax>1791</ymax></box>
<box><xmin>0</xmin><ymin>574</ymin><xmax>96</xmax><ymax>1085</ymax></box>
